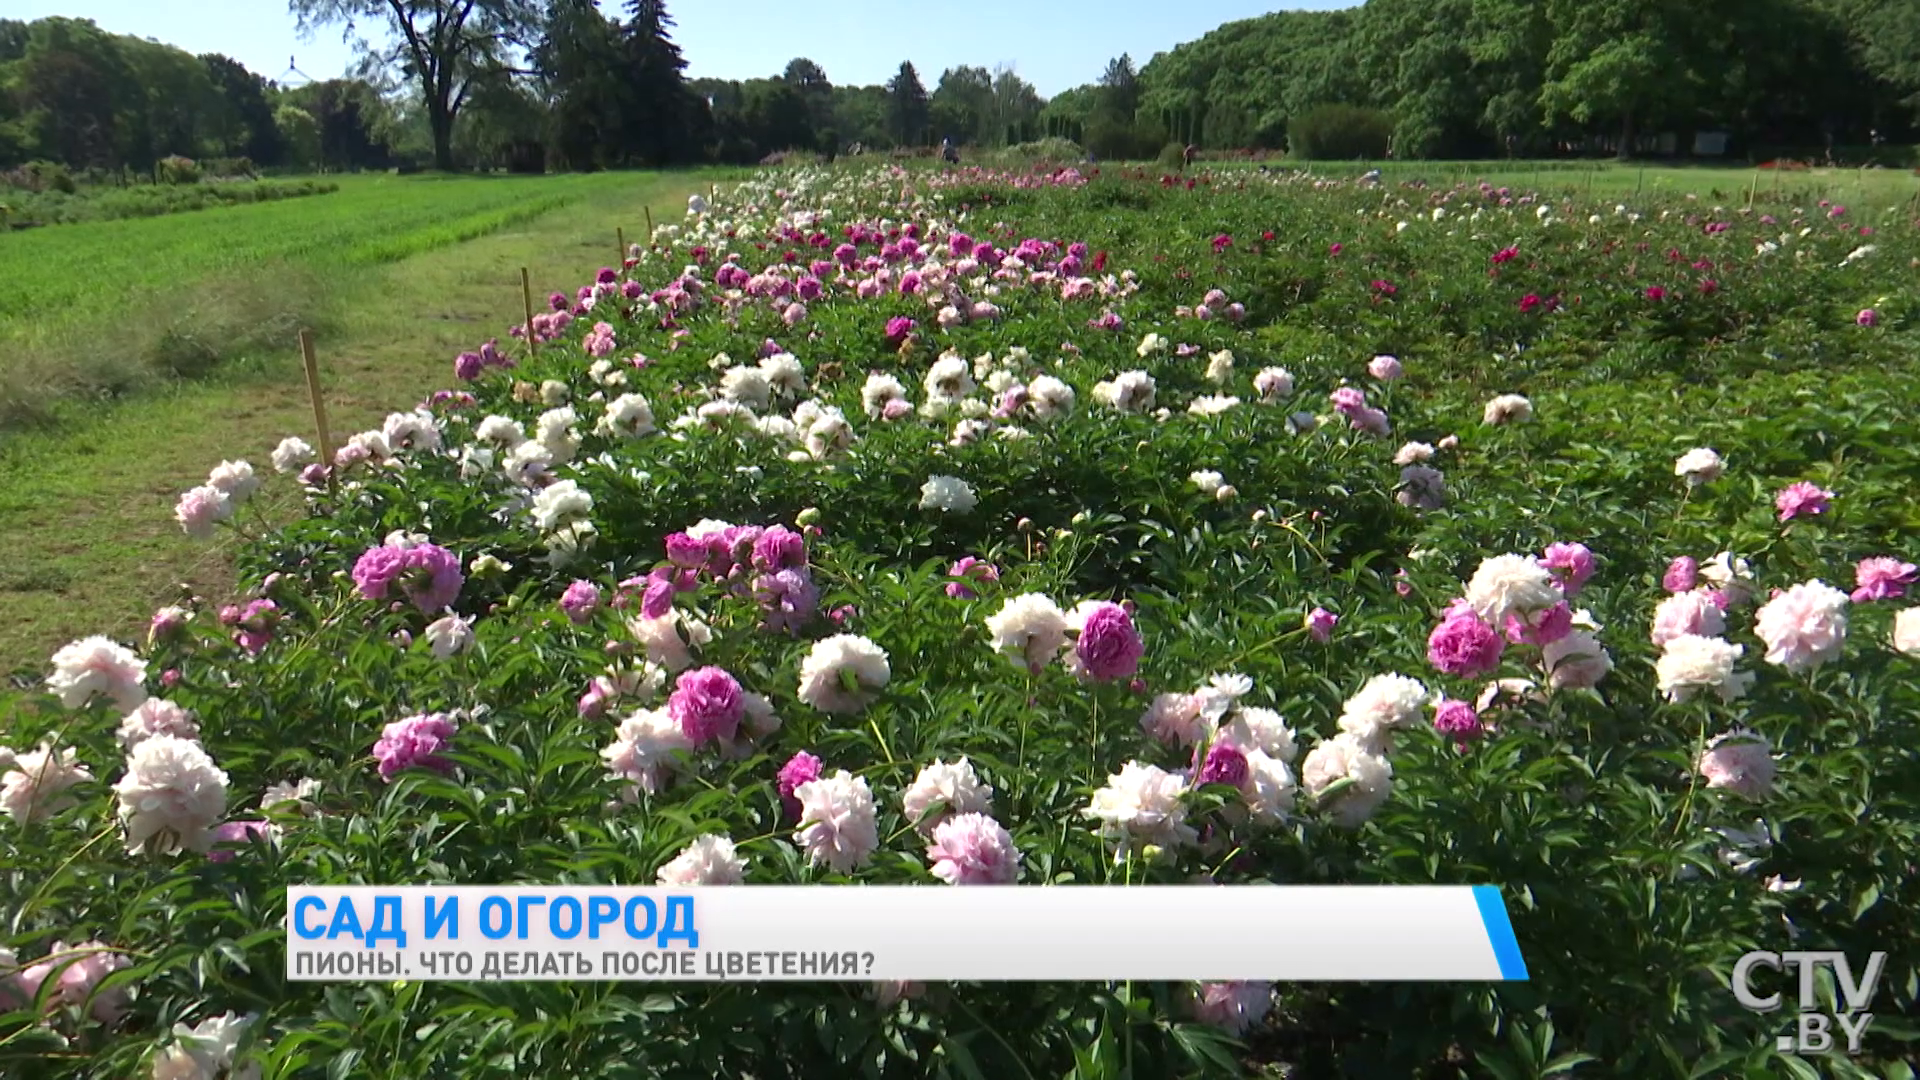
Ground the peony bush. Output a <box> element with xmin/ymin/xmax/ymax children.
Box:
<box><xmin>3</xmin><ymin>165</ymin><xmax>1918</xmax><ymax>1078</ymax></box>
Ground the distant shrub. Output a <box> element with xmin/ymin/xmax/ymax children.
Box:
<box><xmin>1157</xmin><ymin>142</ymin><xmax>1188</xmax><ymax>169</ymax></box>
<box><xmin>1287</xmin><ymin>104</ymin><xmax>1393</xmax><ymax>161</ymax></box>
<box><xmin>2</xmin><ymin>161</ymin><xmax>77</xmax><ymax>194</ymax></box>
<box><xmin>981</xmin><ymin>138</ymin><xmax>1086</xmax><ymax>167</ymax></box>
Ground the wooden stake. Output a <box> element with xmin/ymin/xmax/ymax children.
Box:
<box><xmin>644</xmin><ymin>205</ymin><xmax>654</xmax><ymax>242</ymax></box>
<box><xmin>617</xmin><ymin>226</ymin><xmax>626</xmax><ymax>264</ymax></box>
<box><xmin>521</xmin><ymin>267</ymin><xmax>538</xmax><ymax>356</ymax></box>
<box><xmin>1747</xmin><ymin>170</ymin><xmax>1760</xmax><ymax>209</ymax></box>
<box><xmin>297</xmin><ymin>329</ymin><xmax>333</xmax><ymax>465</ymax></box>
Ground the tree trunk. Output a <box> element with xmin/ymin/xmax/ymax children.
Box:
<box><xmin>1617</xmin><ymin>109</ymin><xmax>1635</xmax><ymax>161</ymax></box>
<box><xmin>429</xmin><ymin>99</ymin><xmax>456</xmax><ymax>171</ymax></box>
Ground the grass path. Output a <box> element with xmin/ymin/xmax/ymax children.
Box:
<box><xmin>0</xmin><ymin>171</ymin><xmax>713</xmax><ymax>675</ymax></box>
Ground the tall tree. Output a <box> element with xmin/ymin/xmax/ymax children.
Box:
<box><xmin>288</xmin><ymin>0</ymin><xmax>543</xmax><ymax>171</ymax></box>
<box><xmin>1098</xmin><ymin>54</ymin><xmax>1140</xmax><ymax>120</ymax></box>
<box><xmin>534</xmin><ymin>0</ymin><xmax>624</xmax><ymax>169</ymax></box>
<box><xmin>885</xmin><ymin>61</ymin><xmax>929</xmax><ymax>146</ymax></box>
<box><xmin>619</xmin><ymin>0</ymin><xmax>696</xmax><ymax>165</ymax></box>
<box><xmin>930</xmin><ymin>65</ymin><xmax>992</xmax><ymax>144</ymax></box>
<box><xmin>201</xmin><ymin>53</ymin><xmax>285</xmax><ymax>164</ymax></box>
<box><xmin>782</xmin><ymin>58</ymin><xmax>835</xmax><ymax>148</ymax></box>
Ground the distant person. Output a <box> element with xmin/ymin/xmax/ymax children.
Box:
<box><xmin>941</xmin><ymin>137</ymin><xmax>960</xmax><ymax>165</ymax></box>
<box><xmin>1183</xmin><ymin>144</ymin><xmax>1197</xmax><ymax>169</ymax></box>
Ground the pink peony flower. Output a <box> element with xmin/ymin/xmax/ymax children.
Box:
<box><xmin>1305</xmin><ymin>607</ymin><xmax>1338</xmax><ymax>643</ymax></box>
<box><xmin>1428</xmin><ymin>608</ymin><xmax>1505</xmax><ymax>677</ymax></box>
<box><xmin>1367</xmin><ymin>355</ymin><xmax>1403</xmax><ymax>381</ymax></box>
<box><xmin>1857</xmin><ymin>308</ymin><xmax>1878</xmax><ymax>327</ymax></box>
<box><xmin>668</xmin><ymin>666</ymin><xmax>745</xmax><ymax>745</ymax></box>
<box><xmin>1851</xmin><ymin>557</ymin><xmax>1917</xmax><ymax>603</ymax></box>
<box><xmin>945</xmin><ymin>556</ymin><xmax>1000</xmax><ymax>599</ymax></box>
<box><xmin>777</xmin><ymin>751</ymin><xmax>821</xmax><ymax>820</ymax></box>
<box><xmin>206</xmin><ymin>819</ymin><xmax>276</xmax><ymax>863</ymax></box>
<box><xmin>1540</xmin><ymin>542</ymin><xmax>1595</xmax><ymax>596</ymax></box>
<box><xmin>1652</xmin><ymin>591</ymin><xmax>1727</xmax><ymax>646</ymax></box>
<box><xmin>1696</xmin><ymin>732</ymin><xmax>1775</xmax><ymax>800</ymax></box>
<box><xmin>1071</xmin><ymin>602</ymin><xmax>1144</xmax><ymax>681</ymax></box>
<box><xmin>1774</xmin><ymin>481</ymin><xmax>1833</xmax><ymax>522</ymax></box>
<box><xmin>1664</xmin><ymin>556</ymin><xmax>1699</xmax><ymax>593</ymax></box>
<box><xmin>1188</xmin><ymin>981</ymin><xmax>1273</xmax><ymax>1036</ymax></box>
<box><xmin>353</xmin><ymin>542</ymin><xmax>463</xmax><ymax>614</ymax></box>
<box><xmin>16</xmin><ymin>941</ymin><xmax>130</xmax><ymax>1023</ymax></box>
<box><xmin>752</xmin><ymin>526</ymin><xmax>808</xmax><ymax>573</ymax></box>
<box><xmin>925</xmin><ymin>812</ymin><xmax>1021</xmax><ymax>884</ymax></box>
<box><xmin>559</xmin><ymin>580</ymin><xmax>602</xmax><ymax>624</ymax></box>
<box><xmin>371</xmin><ymin>713</ymin><xmax>458</xmax><ymax>781</ymax></box>
<box><xmin>1753</xmin><ymin>580</ymin><xmax>1849</xmax><ymax>673</ymax></box>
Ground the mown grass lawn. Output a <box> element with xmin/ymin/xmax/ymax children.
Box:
<box><xmin>0</xmin><ymin>170</ymin><xmax>721</xmax><ymax>674</ymax></box>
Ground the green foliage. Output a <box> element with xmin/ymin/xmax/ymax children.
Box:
<box><xmin>5</xmin><ymin>163</ymin><xmax>1920</xmax><ymax>1077</ymax></box>
<box><xmin>1286</xmin><ymin>104</ymin><xmax>1393</xmax><ymax>160</ymax></box>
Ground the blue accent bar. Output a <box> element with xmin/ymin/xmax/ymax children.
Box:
<box><xmin>1473</xmin><ymin>885</ymin><xmax>1529</xmax><ymax>981</ymax></box>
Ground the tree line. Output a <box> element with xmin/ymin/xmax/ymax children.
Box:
<box><xmin>1125</xmin><ymin>0</ymin><xmax>1920</xmax><ymax>160</ymax></box>
<box><xmin>6</xmin><ymin>0</ymin><xmax>1919</xmax><ymax>177</ymax></box>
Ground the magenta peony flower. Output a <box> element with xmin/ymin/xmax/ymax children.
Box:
<box><xmin>1329</xmin><ymin>386</ymin><xmax>1366</xmax><ymax>415</ymax></box>
<box><xmin>1305</xmin><ymin>607</ymin><xmax>1338</xmax><ymax>643</ymax></box>
<box><xmin>1428</xmin><ymin>607</ymin><xmax>1506</xmax><ymax>677</ymax></box>
<box><xmin>755</xmin><ymin>568</ymin><xmax>819</xmax><ymax>633</ymax></box>
<box><xmin>1504</xmin><ymin>601</ymin><xmax>1573</xmax><ymax>646</ymax></box>
<box><xmin>1195</xmin><ymin>741</ymin><xmax>1249</xmax><ymax>788</ymax></box>
<box><xmin>1540</xmin><ymin>542</ymin><xmax>1595</xmax><ymax>596</ymax></box>
<box><xmin>925</xmin><ymin>812</ymin><xmax>1021</xmax><ymax>884</ymax></box>
<box><xmin>559</xmin><ymin>580</ymin><xmax>601</xmax><ymax>624</ymax></box>
<box><xmin>454</xmin><ymin>352</ymin><xmax>483</xmax><ymax>381</ymax></box>
<box><xmin>1851</xmin><ymin>557</ymin><xmax>1917</xmax><ymax>603</ymax></box>
<box><xmin>668</xmin><ymin>666</ymin><xmax>745</xmax><ymax>744</ymax></box>
<box><xmin>1432</xmin><ymin>699</ymin><xmax>1484</xmax><ymax>746</ymax></box>
<box><xmin>1775</xmin><ymin>481</ymin><xmax>1833</xmax><ymax>522</ymax></box>
<box><xmin>665</xmin><ymin>531</ymin><xmax>709</xmax><ymax>569</ymax></box>
<box><xmin>777</xmin><ymin>751</ymin><xmax>822</xmax><ymax>820</ymax></box>
<box><xmin>1664</xmin><ymin>556</ymin><xmax>1699</xmax><ymax>593</ymax></box>
<box><xmin>372</xmin><ymin>713</ymin><xmax>458</xmax><ymax>781</ymax></box>
<box><xmin>1857</xmin><ymin>308</ymin><xmax>1878</xmax><ymax>327</ymax></box>
<box><xmin>751</xmin><ymin>525</ymin><xmax>808</xmax><ymax>573</ymax></box>
<box><xmin>1072</xmin><ymin>602</ymin><xmax>1144</xmax><ymax>681</ymax></box>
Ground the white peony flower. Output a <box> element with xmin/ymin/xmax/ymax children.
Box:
<box><xmin>117</xmin><ymin>699</ymin><xmax>200</xmax><ymax>749</ymax></box>
<box><xmin>984</xmin><ymin>594</ymin><xmax>1070</xmax><ymax>670</ymax></box>
<box><xmin>1655</xmin><ymin>635</ymin><xmax>1755</xmax><ymax>703</ymax></box>
<box><xmin>47</xmin><ymin>636</ymin><xmax>148</xmax><ymax>711</ymax></box>
<box><xmin>919</xmin><ymin>475</ymin><xmax>978</xmax><ymax>513</ymax></box>
<box><xmin>0</xmin><ymin>742</ymin><xmax>93</xmax><ymax>823</ymax></box>
<box><xmin>796</xmin><ymin>634</ymin><xmax>891</xmax><ymax>714</ymax></box>
<box><xmin>901</xmin><ymin>758</ymin><xmax>993</xmax><ymax>832</ymax></box>
<box><xmin>1483</xmin><ymin>394</ymin><xmax>1533</xmax><ymax>425</ymax></box>
<box><xmin>1674</xmin><ymin>448</ymin><xmax>1725</xmax><ymax>484</ymax></box>
<box><xmin>1300</xmin><ymin>734</ymin><xmax>1393</xmax><ymax>828</ymax></box>
<box><xmin>270</xmin><ymin>437</ymin><xmax>314</xmax><ymax>474</ymax></box>
<box><xmin>1084</xmin><ymin>762</ymin><xmax>1196</xmax><ymax>850</ymax></box>
<box><xmin>114</xmin><ymin>734</ymin><xmax>229</xmax><ymax>855</ymax></box>
<box><xmin>656</xmin><ymin>834</ymin><xmax>746</xmax><ymax>886</ymax></box>
<box><xmin>795</xmin><ymin>770</ymin><xmax>880</xmax><ymax>873</ymax></box>
<box><xmin>1463</xmin><ymin>554</ymin><xmax>1560</xmax><ymax>627</ymax></box>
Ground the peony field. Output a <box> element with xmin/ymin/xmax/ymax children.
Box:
<box><xmin>3</xmin><ymin>162</ymin><xmax>1918</xmax><ymax>1078</ymax></box>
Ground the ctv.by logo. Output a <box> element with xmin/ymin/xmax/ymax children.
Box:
<box><xmin>1732</xmin><ymin>950</ymin><xmax>1887</xmax><ymax>1055</ymax></box>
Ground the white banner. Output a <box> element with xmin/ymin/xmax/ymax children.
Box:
<box><xmin>285</xmin><ymin>885</ymin><xmax>1529</xmax><ymax>982</ymax></box>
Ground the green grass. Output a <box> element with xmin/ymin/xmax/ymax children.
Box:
<box><xmin>1278</xmin><ymin>159</ymin><xmax>1920</xmax><ymax>207</ymax></box>
<box><xmin>0</xmin><ymin>172</ymin><xmax>703</xmax><ymax>430</ymax></box>
<box><xmin>0</xmin><ymin>169</ymin><xmax>725</xmax><ymax>675</ymax></box>
<box><xmin>0</xmin><ymin>176</ymin><xmax>340</xmax><ymax>228</ymax></box>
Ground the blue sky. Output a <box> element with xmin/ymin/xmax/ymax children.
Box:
<box><xmin>11</xmin><ymin>0</ymin><xmax>1348</xmax><ymax>97</ymax></box>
